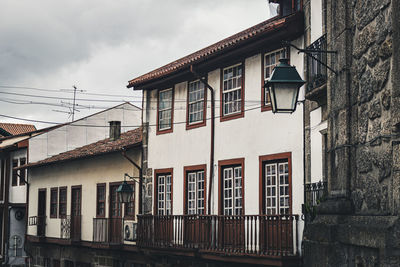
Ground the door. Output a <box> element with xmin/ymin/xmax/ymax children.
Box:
<box><xmin>37</xmin><ymin>189</ymin><xmax>46</xmax><ymax>236</ymax></box>
<box><xmin>261</xmin><ymin>160</ymin><xmax>293</xmax><ymax>253</ymax></box>
<box><xmin>155</xmin><ymin>173</ymin><xmax>173</xmax><ymax>245</ymax></box>
<box><xmin>109</xmin><ymin>184</ymin><xmax>122</xmax><ymax>244</ymax></box>
<box><xmin>71</xmin><ymin>187</ymin><xmax>81</xmax><ymax>241</ymax></box>
<box><xmin>220</xmin><ymin>166</ymin><xmax>244</xmax><ymax>251</ymax></box>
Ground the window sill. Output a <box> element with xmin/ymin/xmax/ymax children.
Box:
<box><xmin>156</xmin><ymin>127</ymin><xmax>173</xmax><ymax>135</ymax></box>
<box><xmin>261</xmin><ymin>105</ymin><xmax>272</xmax><ymax>112</ymax></box>
<box><xmin>186</xmin><ymin>120</ymin><xmax>206</xmax><ymax>130</ymax></box>
<box><xmin>220</xmin><ymin>111</ymin><xmax>244</xmax><ymax>122</ymax></box>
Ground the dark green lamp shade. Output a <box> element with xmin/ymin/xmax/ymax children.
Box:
<box><xmin>117</xmin><ymin>181</ymin><xmax>134</xmax><ymax>203</ymax></box>
<box><xmin>265</xmin><ymin>58</ymin><xmax>305</xmax><ymax>113</ymax></box>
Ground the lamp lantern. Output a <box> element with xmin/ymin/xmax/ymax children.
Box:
<box><xmin>264</xmin><ymin>58</ymin><xmax>305</xmax><ymax>113</ymax></box>
<box><xmin>117</xmin><ymin>180</ymin><xmax>134</xmax><ymax>204</ymax></box>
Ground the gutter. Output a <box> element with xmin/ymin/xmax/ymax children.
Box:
<box><xmin>190</xmin><ymin>65</ymin><xmax>215</xmax><ymax>215</ymax></box>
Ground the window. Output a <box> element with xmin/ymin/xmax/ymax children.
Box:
<box><xmin>50</xmin><ymin>188</ymin><xmax>58</xmax><ymax>218</ymax></box>
<box><xmin>1</xmin><ymin>160</ymin><xmax>5</xmax><ymax>200</ymax></box>
<box><xmin>157</xmin><ymin>88</ymin><xmax>174</xmax><ymax>134</ymax></box>
<box><xmin>59</xmin><ymin>187</ymin><xmax>67</xmax><ymax>218</ymax></box>
<box><xmin>187</xmin><ymin>80</ymin><xmax>206</xmax><ymax>129</ymax></box>
<box><xmin>19</xmin><ymin>158</ymin><xmax>26</xmax><ymax>185</ymax></box>
<box><xmin>12</xmin><ymin>159</ymin><xmax>18</xmax><ymax>186</ymax></box>
<box><xmin>184</xmin><ymin>165</ymin><xmax>206</xmax><ymax>215</ymax></box>
<box><xmin>110</xmin><ymin>184</ymin><xmax>122</xmax><ymax>218</ymax></box>
<box><xmin>96</xmin><ymin>184</ymin><xmax>106</xmax><ymax>217</ymax></box>
<box><xmin>259</xmin><ymin>153</ymin><xmax>291</xmax><ymax>215</ymax></box>
<box><xmin>221</xmin><ymin>63</ymin><xmax>244</xmax><ymax>120</ymax></box>
<box><xmin>154</xmin><ymin>169</ymin><xmax>173</xmax><ymax>215</ymax></box>
<box><xmin>125</xmin><ymin>182</ymin><xmax>135</xmax><ymax>218</ymax></box>
<box><xmin>219</xmin><ymin>158</ymin><xmax>244</xmax><ymax>215</ymax></box>
<box><xmin>262</xmin><ymin>48</ymin><xmax>288</xmax><ymax>111</ymax></box>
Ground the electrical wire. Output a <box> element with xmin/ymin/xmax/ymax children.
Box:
<box><xmin>0</xmin><ymin>105</ymin><xmax>262</xmax><ymax>128</ymax></box>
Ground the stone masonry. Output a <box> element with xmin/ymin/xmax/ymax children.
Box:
<box><xmin>303</xmin><ymin>0</ymin><xmax>400</xmax><ymax>266</ymax></box>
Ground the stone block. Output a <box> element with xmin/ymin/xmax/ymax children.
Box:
<box><xmin>360</xmin><ymin>69</ymin><xmax>377</xmax><ymax>103</ymax></box>
<box><xmin>358</xmin><ymin>148</ymin><xmax>372</xmax><ymax>173</ymax></box>
<box><xmin>379</xmin><ymin>38</ymin><xmax>393</xmax><ymax>59</ymax></box>
<box><xmin>353</xmin><ymin>23</ymin><xmax>377</xmax><ymax>59</ymax></box>
<box><xmin>382</xmin><ymin>89</ymin><xmax>391</xmax><ymax>110</ymax></box>
<box><xmin>354</xmin><ymin>0</ymin><xmax>390</xmax><ymax>30</ymax></box>
<box><xmin>358</xmin><ymin>104</ymin><xmax>369</xmax><ymax>144</ymax></box>
<box><xmin>368</xmin><ymin>98</ymin><xmax>382</xmax><ymax>120</ymax></box>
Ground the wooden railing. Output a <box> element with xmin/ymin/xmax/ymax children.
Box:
<box><xmin>61</xmin><ymin>215</ymin><xmax>81</xmax><ymax>241</ymax></box>
<box><xmin>137</xmin><ymin>214</ymin><xmax>300</xmax><ymax>256</ymax></box>
<box><xmin>93</xmin><ymin>218</ymin><xmax>123</xmax><ymax>245</ymax></box>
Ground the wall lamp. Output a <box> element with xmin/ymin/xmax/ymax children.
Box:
<box><xmin>117</xmin><ymin>173</ymin><xmax>140</xmax><ymax>204</ymax></box>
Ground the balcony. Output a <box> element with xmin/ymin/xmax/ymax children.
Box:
<box><xmin>305</xmin><ymin>35</ymin><xmax>328</xmax><ymax>104</ymax></box>
<box><xmin>137</xmin><ymin>214</ymin><xmax>301</xmax><ymax>264</ymax></box>
<box><xmin>93</xmin><ymin>218</ymin><xmax>123</xmax><ymax>245</ymax></box>
<box><xmin>305</xmin><ymin>181</ymin><xmax>327</xmax><ymax>207</ymax></box>
<box><xmin>60</xmin><ymin>216</ymin><xmax>81</xmax><ymax>242</ymax></box>
<box><xmin>28</xmin><ymin>215</ymin><xmax>46</xmax><ymax>237</ymax></box>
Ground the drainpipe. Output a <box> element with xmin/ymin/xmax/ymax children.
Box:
<box><xmin>121</xmin><ymin>148</ymin><xmax>142</xmax><ymax>215</ymax></box>
<box><xmin>190</xmin><ymin>65</ymin><xmax>215</xmax><ymax>215</ymax></box>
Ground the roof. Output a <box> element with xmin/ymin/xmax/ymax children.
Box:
<box><xmin>21</xmin><ymin>127</ymin><xmax>142</xmax><ymax>169</ymax></box>
<box><xmin>127</xmin><ymin>12</ymin><xmax>301</xmax><ymax>88</ymax></box>
<box><xmin>0</xmin><ymin>123</ymin><xmax>36</xmax><ymax>137</ymax></box>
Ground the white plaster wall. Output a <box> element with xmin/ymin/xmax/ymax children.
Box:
<box><xmin>9</xmin><ymin>148</ymin><xmax>27</xmax><ymax>204</ymax></box>
<box><xmin>27</xmin><ymin>149</ymin><xmax>141</xmax><ymax>242</ymax></box>
<box><xmin>310</xmin><ymin>107</ymin><xmax>327</xmax><ymax>183</ymax></box>
<box><xmin>29</xmin><ymin>103</ymin><xmax>141</xmax><ymax>163</ymax></box>
<box><xmin>145</xmin><ymin>37</ymin><xmax>305</xmax><ymax>217</ymax></box>
<box><xmin>310</xmin><ymin>0</ymin><xmax>323</xmax><ymax>43</ymax></box>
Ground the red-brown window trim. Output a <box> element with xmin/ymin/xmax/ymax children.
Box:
<box><xmin>19</xmin><ymin>158</ymin><xmax>26</xmax><ymax>185</ymax></box>
<box><xmin>218</xmin><ymin>158</ymin><xmax>245</xmax><ymax>215</ymax></box>
<box><xmin>12</xmin><ymin>159</ymin><xmax>18</xmax><ymax>186</ymax></box>
<box><xmin>96</xmin><ymin>183</ymin><xmax>106</xmax><ymax>218</ymax></box>
<box><xmin>50</xmin><ymin>188</ymin><xmax>58</xmax><ymax>218</ymax></box>
<box><xmin>156</xmin><ymin>87</ymin><xmax>174</xmax><ymax>135</ymax></box>
<box><xmin>186</xmin><ymin>79</ymin><xmax>207</xmax><ymax>130</ymax></box>
<box><xmin>71</xmin><ymin>185</ymin><xmax>82</xmax><ymax>216</ymax></box>
<box><xmin>109</xmin><ymin>182</ymin><xmax>123</xmax><ymax>218</ymax></box>
<box><xmin>58</xmin><ymin>187</ymin><xmax>67</xmax><ymax>218</ymax></box>
<box><xmin>259</xmin><ymin>152</ymin><xmax>292</xmax><ymax>215</ymax></box>
<box><xmin>261</xmin><ymin>47</ymin><xmax>290</xmax><ymax>112</ymax></box>
<box><xmin>183</xmin><ymin>164</ymin><xmax>207</xmax><ymax>215</ymax></box>
<box><xmin>220</xmin><ymin>62</ymin><xmax>245</xmax><ymax>122</ymax></box>
<box><xmin>153</xmin><ymin>168</ymin><xmax>173</xmax><ymax>215</ymax></box>
<box><xmin>124</xmin><ymin>181</ymin><xmax>136</xmax><ymax>220</ymax></box>
<box><xmin>0</xmin><ymin>160</ymin><xmax>4</xmax><ymax>201</ymax></box>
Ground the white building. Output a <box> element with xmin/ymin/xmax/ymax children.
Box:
<box><xmin>128</xmin><ymin>2</ymin><xmax>305</xmax><ymax>265</ymax></box>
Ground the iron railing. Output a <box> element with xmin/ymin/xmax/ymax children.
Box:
<box><xmin>137</xmin><ymin>214</ymin><xmax>300</xmax><ymax>256</ymax></box>
<box><xmin>307</xmin><ymin>35</ymin><xmax>328</xmax><ymax>91</ymax></box>
<box><xmin>93</xmin><ymin>218</ymin><xmax>123</xmax><ymax>245</ymax></box>
<box><xmin>305</xmin><ymin>181</ymin><xmax>327</xmax><ymax>207</ymax></box>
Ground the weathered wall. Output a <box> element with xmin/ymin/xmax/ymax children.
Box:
<box><xmin>304</xmin><ymin>0</ymin><xmax>400</xmax><ymax>265</ymax></box>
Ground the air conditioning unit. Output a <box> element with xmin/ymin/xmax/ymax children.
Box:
<box><xmin>123</xmin><ymin>220</ymin><xmax>137</xmax><ymax>241</ymax></box>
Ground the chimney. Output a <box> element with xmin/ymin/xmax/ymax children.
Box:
<box><xmin>109</xmin><ymin>121</ymin><xmax>121</xmax><ymax>140</ymax></box>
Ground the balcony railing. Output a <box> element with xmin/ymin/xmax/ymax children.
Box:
<box><xmin>137</xmin><ymin>214</ymin><xmax>300</xmax><ymax>256</ymax></box>
<box><xmin>28</xmin><ymin>215</ymin><xmax>46</xmax><ymax>237</ymax></box>
<box><xmin>307</xmin><ymin>35</ymin><xmax>327</xmax><ymax>92</ymax></box>
<box><xmin>93</xmin><ymin>218</ymin><xmax>123</xmax><ymax>245</ymax></box>
<box><xmin>61</xmin><ymin>215</ymin><xmax>81</xmax><ymax>241</ymax></box>
<box><xmin>305</xmin><ymin>181</ymin><xmax>327</xmax><ymax>207</ymax></box>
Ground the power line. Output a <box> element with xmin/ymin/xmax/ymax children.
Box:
<box><xmin>0</xmin><ymin>105</ymin><xmax>262</xmax><ymax>128</ymax></box>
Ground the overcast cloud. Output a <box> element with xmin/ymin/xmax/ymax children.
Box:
<box><xmin>0</xmin><ymin>0</ymin><xmax>274</xmax><ymax>129</ymax></box>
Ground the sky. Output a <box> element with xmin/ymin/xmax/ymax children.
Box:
<box><xmin>0</xmin><ymin>0</ymin><xmax>276</xmax><ymax>129</ymax></box>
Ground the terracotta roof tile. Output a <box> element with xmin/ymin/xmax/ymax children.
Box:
<box><xmin>128</xmin><ymin>13</ymin><xmax>300</xmax><ymax>88</ymax></box>
<box><xmin>23</xmin><ymin>128</ymin><xmax>142</xmax><ymax>169</ymax></box>
<box><xmin>0</xmin><ymin>123</ymin><xmax>36</xmax><ymax>136</ymax></box>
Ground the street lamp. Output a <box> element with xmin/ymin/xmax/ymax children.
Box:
<box><xmin>264</xmin><ymin>58</ymin><xmax>305</xmax><ymax>113</ymax></box>
<box><xmin>117</xmin><ymin>173</ymin><xmax>139</xmax><ymax>203</ymax></box>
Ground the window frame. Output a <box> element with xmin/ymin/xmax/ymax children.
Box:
<box><xmin>218</xmin><ymin>158</ymin><xmax>245</xmax><ymax>215</ymax></box>
<box><xmin>186</xmin><ymin>79</ymin><xmax>207</xmax><ymax>130</ymax></box>
<box><xmin>220</xmin><ymin>62</ymin><xmax>245</xmax><ymax>122</ymax></box>
<box><xmin>11</xmin><ymin>159</ymin><xmax>18</xmax><ymax>186</ymax></box>
<box><xmin>154</xmin><ymin>168</ymin><xmax>173</xmax><ymax>215</ymax></box>
<box><xmin>58</xmin><ymin>186</ymin><xmax>67</xmax><ymax>218</ymax></box>
<box><xmin>259</xmin><ymin>152</ymin><xmax>292</xmax><ymax>215</ymax></box>
<box><xmin>19</xmin><ymin>158</ymin><xmax>26</xmax><ymax>185</ymax></box>
<box><xmin>96</xmin><ymin>183</ymin><xmax>106</xmax><ymax>218</ymax></box>
<box><xmin>261</xmin><ymin>47</ymin><xmax>290</xmax><ymax>112</ymax></box>
<box><xmin>156</xmin><ymin>87</ymin><xmax>174</xmax><ymax>135</ymax></box>
<box><xmin>50</xmin><ymin>187</ymin><xmax>58</xmax><ymax>218</ymax></box>
<box><xmin>124</xmin><ymin>181</ymin><xmax>135</xmax><ymax>219</ymax></box>
<box><xmin>183</xmin><ymin>164</ymin><xmax>207</xmax><ymax>215</ymax></box>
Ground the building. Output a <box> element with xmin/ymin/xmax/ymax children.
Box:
<box><xmin>0</xmin><ymin>124</ymin><xmax>40</xmax><ymax>266</ymax></box>
<box><xmin>296</xmin><ymin>0</ymin><xmax>400</xmax><ymax>265</ymax></box>
<box><xmin>127</xmin><ymin>1</ymin><xmax>305</xmax><ymax>266</ymax></box>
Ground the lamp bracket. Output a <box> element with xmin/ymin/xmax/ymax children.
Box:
<box><xmin>124</xmin><ymin>173</ymin><xmax>140</xmax><ymax>184</ymax></box>
<box><xmin>282</xmin><ymin>41</ymin><xmax>338</xmax><ymax>75</ymax></box>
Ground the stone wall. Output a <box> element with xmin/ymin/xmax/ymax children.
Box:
<box><xmin>303</xmin><ymin>0</ymin><xmax>400</xmax><ymax>266</ymax></box>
